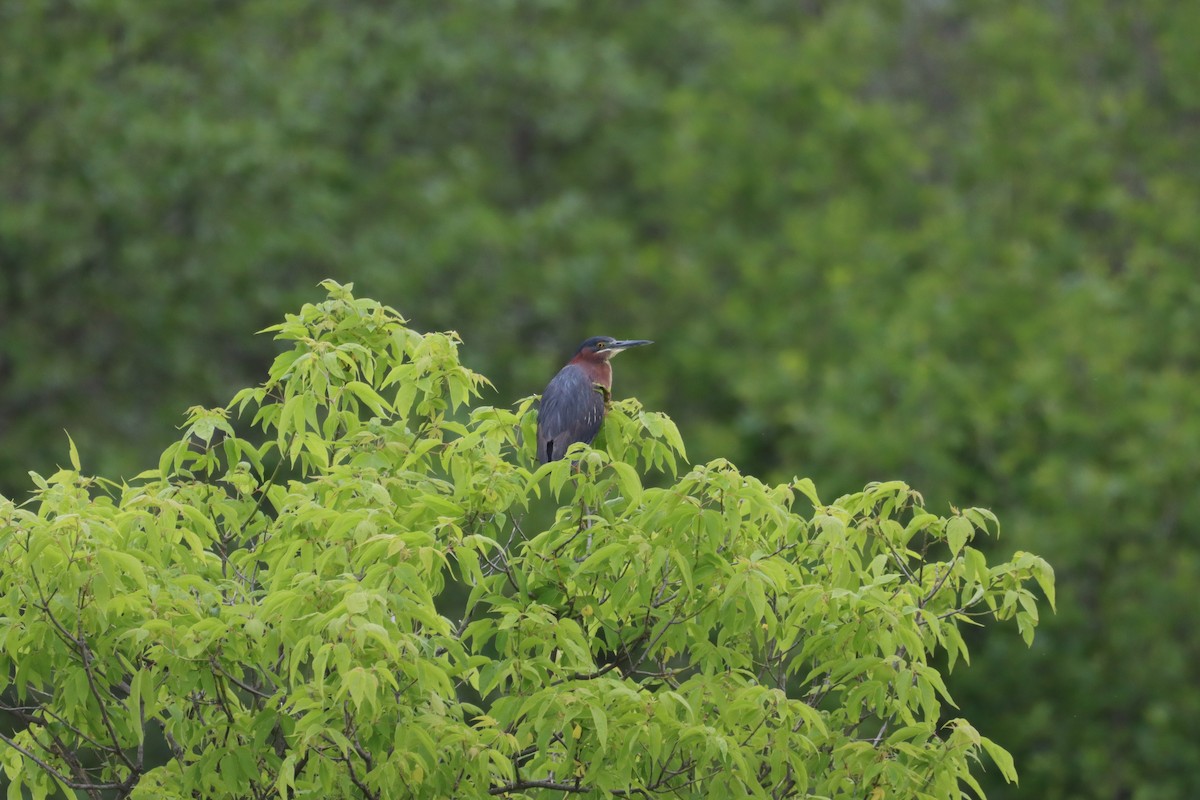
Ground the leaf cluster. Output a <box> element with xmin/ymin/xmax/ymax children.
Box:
<box><xmin>0</xmin><ymin>285</ymin><xmax>1051</xmax><ymax>798</ymax></box>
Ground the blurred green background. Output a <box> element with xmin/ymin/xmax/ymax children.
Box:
<box><xmin>3</xmin><ymin>1</ymin><xmax>1197</xmax><ymax>797</ymax></box>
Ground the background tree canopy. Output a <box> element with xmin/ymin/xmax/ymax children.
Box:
<box><xmin>1</xmin><ymin>1</ymin><xmax>1196</xmax><ymax>797</ymax></box>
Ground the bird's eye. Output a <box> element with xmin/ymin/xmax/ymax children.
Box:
<box><xmin>595</xmin><ymin>341</ymin><xmax>607</xmax><ymax>350</ymax></box>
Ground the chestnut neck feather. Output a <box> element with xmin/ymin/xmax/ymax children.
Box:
<box><xmin>569</xmin><ymin>354</ymin><xmax>613</xmax><ymax>389</ymax></box>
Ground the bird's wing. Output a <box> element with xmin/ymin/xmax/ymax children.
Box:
<box><xmin>536</xmin><ymin>364</ymin><xmax>606</xmax><ymax>463</ymax></box>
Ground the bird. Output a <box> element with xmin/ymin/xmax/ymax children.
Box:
<box><xmin>536</xmin><ymin>336</ymin><xmax>653</xmax><ymax>464</ymax></box>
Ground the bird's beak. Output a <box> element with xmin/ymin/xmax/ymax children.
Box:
<box><xmin>609</xmin><ymin>339</ymin><xmax>653</xmax><ymax>353</ymax></box>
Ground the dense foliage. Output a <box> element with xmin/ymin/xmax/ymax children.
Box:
<box><xmin>0</xmin><ymin>287</ymin><xmax>1051</xmax><ymax>798</ymax></box>
<box><xmin>3</xmin><ymin>2</ymin><xmax>1196</xmax><ymax>796</ymax></box>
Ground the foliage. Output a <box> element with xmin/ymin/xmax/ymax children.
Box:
<box><xmin>3</xmin><ymin>2</ymin><xmax>1197</xmax><ymax>797</ymax></box>
<box><xmin>0</xmin><ymin>286</ymin><xmax>1051</xmax><ymax>798</ymax></box>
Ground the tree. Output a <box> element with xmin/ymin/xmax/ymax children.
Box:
<box><xmin>0</xmin><ymin>284</ymin><xmax>1052</xmax><ymax>798</ymax></box>
<box><xmin>3</xmin><ymin>3</ymin><xmax>1195</xmax><ymax>796</ymax></box>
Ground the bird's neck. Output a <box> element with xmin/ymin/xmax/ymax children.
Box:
<box><xmin>571</xmin><ymin>356</ymin><xmax>612</xmax><ymax>389</ymax></box>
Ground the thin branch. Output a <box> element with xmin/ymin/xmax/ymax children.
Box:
<box><xmin>873</xmin><ymin>523</ymin><xmax>917</xmax><ymax>584</ymax></box>
<box><xmin>72</xmin><ymin>616</ymin><xmax>138</xmax><ymax>773</ymax></box>
<box><xmin>43</xmin><ymin>722</ymin><xmax>106</xmax><ymax>800</ymax></box>
<box><xmin>163</xmin><ymin>729</ymin><xmax>188</xmax><ymax>761</ymax></box>
<box><xmin>344</xmin><ymin>704</ymin><xmax>375</xmax><ymax>773</ymax></box>
<box><xmin>343</xmin><ymin>753</ymin><xmax>380</xmax><ymax>800</ymax></box>
<box><xmin>871</xmin><ymin>714</ymin><xmax>894</xmax><ymax>746</ymax></box>
<box><xmin>556</xmin><ymin>659</ymin><xmax>623</xmax><ymax>684</ymax></box>
<box><xmin>919</xmin><ymin>560</ymin><xmax>958</xmax><ymax>609</ymax></box>
<box><xmin>8</xmin><ymin>706</ymin><xmax>115</xmax><ymax>755</ymax></box>
<box><xmin>489</xmin><ymin>778</ymin><xmax>591</xmax><ymax>796</ymax></box>
<box><xmin>211</xmin><ymin>658</ymin><xmax>274</xmax><ymax>700</ymax></box>
<box><xmin>0</xmin><ymin>730</ymin><xmax>123</xmax><ymax>793</ymax></box>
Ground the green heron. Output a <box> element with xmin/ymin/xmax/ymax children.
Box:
<box><xmin>536</xmin><ymin>336</ymin><xmax>653</xmax><ymax>463</ymax></box>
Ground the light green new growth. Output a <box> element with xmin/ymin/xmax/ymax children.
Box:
<box><xmin>0</xmin><ymin>282</ymin><xmax>1053</xmax><ymax>799</ymax></box>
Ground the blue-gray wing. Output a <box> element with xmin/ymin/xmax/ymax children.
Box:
<box><xmin>536</xmin><ymin>364</ymin><xmax>606</xmax><ymax>463</ymax></box>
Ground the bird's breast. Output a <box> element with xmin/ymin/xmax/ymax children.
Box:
<box><xmin>569</xmin><ymin>358</ymin><xmax>612</xmax><ymax>389</ymax></box>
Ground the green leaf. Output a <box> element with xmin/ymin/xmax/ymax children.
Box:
<box><xmin>611</xmin><ymin>461</ymin><xmax>643</xmax><ymax>506</ymax></box>
<box><xmin>344</xmin><ymin>667</ymin><xmax>377</xmax><ymax>712</ymax></box>
<box><xmin>946</xmin><ymin>516</ymin><xmax>972</xmax><ymax>556</ymax></box>
<box><xmin>589</xmin><ymin>705</ymin><xmax>609</xmax><ymax>750</ymax></box>
<box><xmin>792</xmin><ymin>477</ymin><xmax>820</xmax><ymax>506</ymax></box>
<box><xmin>576</xmin><ymin>542</ymin><xmax>626</xmax><ymax>574</ymax></box>
<box><xmin>980</xmin><ymin>735</ymin><xmax>1019</xmax><ymax>784</ymax></box>
<box><xmin>97</xmin><ymin>550</ymin><xmax>148</xmax><ymax>591</ymax></box>
<box><xmin>345</xmin><ymin>591</ymin><xmax>369</xmax><ymax>615</ymax></box>
<box><xmin>660</xmin><ymin>416</ymin><xmax>688</xmax><ymax>461</ymax></box>
<box><xmin>65</xmin><ymin>431</ymin><xmax>81</xmax><ymax>471</ymax></box>
<box><xmin>965</xmin><ymin>507</ymin><xmax>1001</xmax><ymax>538</ymax></box>
<box><xmin>346</xmin><ymin>380</ymin><xmax>394</xmax><ymax>416</ymax></box>
<box><xmin>1032</xmin><ymin>556</ymin><xmax>1057</xmax><ymax>611</ymax></box>
<box><xmin>276</xmin><ymin>754</ymin><xmax>296</xmax><ymax>799</ymax></box>
<box><xmin>963</xmin><ymin>546</ymin><xmax>989</xmax><ymax>587</ymax></box>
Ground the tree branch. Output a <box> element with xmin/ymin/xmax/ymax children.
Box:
<box><xmin>489</xmin><ymin>778</ymin><xmax>590</xmax><ymax>795</ymax></box>
<box><xmin>0</xmin><ymin>730</ymin><xmax>123</xmax><ymax>793</ymax></box>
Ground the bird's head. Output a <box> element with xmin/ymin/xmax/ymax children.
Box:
<box><xmin>573</xmin><ymin>336</ymin><xmax>653</xmax><ymax>362</ymax></box>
